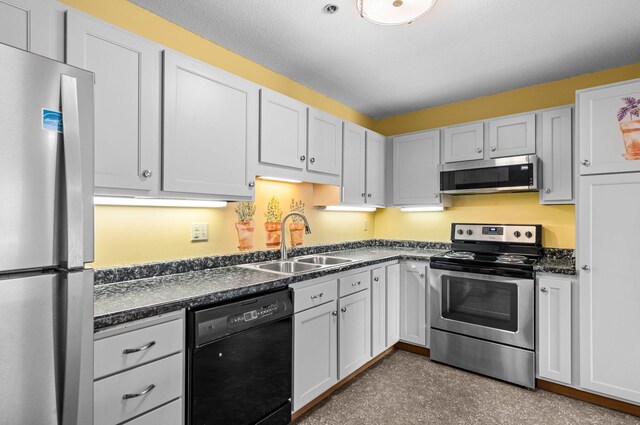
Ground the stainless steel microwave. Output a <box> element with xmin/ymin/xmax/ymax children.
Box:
<box><xmin>439</xmin><ymin>155</ymin><xmax>539</xmax><ymax>194</ymax></box>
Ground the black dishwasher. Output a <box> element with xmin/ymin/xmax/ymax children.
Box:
<box><xmin>187</xmin><ymin>290</ymin><xmax>293</xmax><ymax>425</ymax></box>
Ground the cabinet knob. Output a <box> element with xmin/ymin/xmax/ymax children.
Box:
<box><xmin>544</xmin><ymin>188</ymin><xmax>551</xmax><ymax>194</ymax></box>
<box><xmin>581</xmin><ymin>265</ymin><xmax>590</xmax><ymax>271</ymax></box>
<box><xmin>341</xmin><ymin>307</ymin><xmax>347</xmax><ymax>313</ymax></box>
<box><xmin>310</xmin><ymin>157</ymin><xmax>316</xmax><ymax>163</ymax></box>
<box><xmin>490</xmin><ymin>146</ymin><xmax>496</xmax><ymax>152</ymax></box>
<box><xmin>367</xmin><ymin>193</ymin><xmax>372</xmax><ymax>198</ymax></box>
<box><xmin>300</xmin><ymin>155</ymin><xmax>306</xmax><ymax>161</ymax></box>
<box><xmin>332</xmin><ymin>311</ymin><xmax>338</xmax><ymax>316</ymax></box>
<box><xmin>419</xmin><ymin>272</ymin><xmax>425</xmax><ymax>278</ymax></box>
<box><xmin>540</xmin><ymin>287</ymin><xmax>548</xmax><ymax>293</ymax></box>
<box><xmin>476</xmin><ymin>148</ymin><xmax>482</xmax><ymax>153</ymax></box>
<box><xmin>142</xmin><ymin>169</ymin><xmax>152</xmax><ymax>178</ymax></box>
<box><xmin>361</xmin><ymin>193</ymin><xmax>366</xmax><ymax>197</ymax></box>
<box><xmin>581</xmin><ymin>159</ymin><xmax>590</xmax><ymax>166</ymax></box>
<box><xmin>248</xmin><ymin>181</ymin><xmax>255</xmax><ymax>188</ymax></box>
<box><xmin>434</xmin><ymin>193</ymin><xmax>439</xmax><ymax>198</ymax></box>
<box><xmin>373</xmin><ymin>276</ymin><xmax>379</xmax><ymax>282</ymax></box>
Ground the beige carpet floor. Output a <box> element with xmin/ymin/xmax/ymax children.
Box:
<box><xmin>295</xmin><ymin>350</ymin><xmax>640</xmax><ymax>425</ymax></box>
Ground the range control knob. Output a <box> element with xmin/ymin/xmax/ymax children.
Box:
<box><xmin>525</xmin><ymin>231</ymin><xmax>533</xmax><ymax>239</ymax></box>
<box><xmin>466</xmin><ymin>229</ymin><xmax>473</xmax><ymax>235</ymax></box>
<box><xmin>456</xmin><ymin>229</ymin><xmax>464</xmax><ymax>235</ymax></box>
<box><xmin>513</xmin><ymin>231</ymin><xmax>521</xmax><ymax>238</ymax></box>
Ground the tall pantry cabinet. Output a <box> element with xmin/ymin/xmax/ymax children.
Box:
<box><xmin>577</xmin><ymin>78</ymin><xmax>640</xmax><ymax>405</ymax></box>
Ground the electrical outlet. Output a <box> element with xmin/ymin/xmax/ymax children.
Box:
<box><xmin>363</xmin><ymin>220</ymin><xmax>368</xmax><ymax>231</ymax></box>
<box><xmin>191</xmin><ymin>222</ymin><xmax>208</xmax><ymax>241</ymax></box>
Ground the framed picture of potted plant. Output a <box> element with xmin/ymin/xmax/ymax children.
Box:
<box><xmin>289</xmin><ymin>199</ymin><xmax>306</xmax><ymax>246</ymax></box>
<box><xmin>234</xmin><ymin>202</ymin><xmax>256</xmax><ymax>251</ymax></box>
<box><xmin>264</xmin><ymin>196</ymin><xmax>283</xmax><ymax>248</ymax></box>
<box><xmin>618</xmin><ymin>96</ymin><xmax>640</xmax><ymax>160</ymax></box>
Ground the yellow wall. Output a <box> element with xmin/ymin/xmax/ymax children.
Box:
<box><xmin>94</xmin><ymin>180</ymin><xmax>374</xmax><ymax>268</ymax></box>
<box><xmin>65</xmin><ymin>0</ymin><xmax>640</xmax><ymax>266</ymax></box>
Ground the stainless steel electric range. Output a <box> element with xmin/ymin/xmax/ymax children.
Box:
<box><xmin>429</xmin><ymin>223</ymin><xmax>542</xmax><ymax>388</ymax></box>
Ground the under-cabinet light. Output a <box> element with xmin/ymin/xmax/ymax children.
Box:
<box><xmin>258</xmin><ymin>176</ymin><xmax>303</xmax><ymax>183</ymax></box>
<box><xmin>322</xmin><ymin>206</ymin><xmax>377</xmax><ymax>212</ymax></box>
<box><xmin>400</xmin><ymin>206</ymin><xmax>445</xmax><ymax>212</ymax></box>
<box><xmin>94</xmin><ymin>196</ymin><xmax>227</xmax><ymax>208</ymax></box>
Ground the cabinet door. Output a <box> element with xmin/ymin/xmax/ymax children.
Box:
<box><xmin>370</xmin><ymin>267</ymin><xmax>386</xmax><ymax>357</ymax></box>
<box><xmin>399</xmin><ymin>262</ymin><xmax>426</xmax><ymax>347</ymax></box>
<box><xmin>162</xmin><ymin>51</ymin><xmax>257</xmax><ymax>197</ymax></box>
<box><xmin>579</xmin><ymin>173</ymin><xmax>640</xmax><ymax>404</ymax></box>
<box><xmin>488</xmin><ymin>113</ymin><xmax>536</xmax><ymax>158</ymax></box>
<box><xmin>259</xmin><ymin>88</ymin><xmax>306</xmax><ymax>170</ymax></box>
<box><xmin>578</xmin><ymin>79</ymin><xmax>640</xmax><ymax>175</ymax></box>
<box><xmin>66</xmin><ymin>11</ymin><xmax>160</xmax><ymax>192</ymax></box>
<box><xmin>0</xmin><ymin>0</ymin><xmax>50</xmax><ymax>56</ymax></box>
<box><xmin>443</xmin><ymin>122</ymin><xmax>484</xmax><ymax>163</ymax></box>
<box><xmin>540</xmin><ymin>107</ymin><xmax>573</xmax><ymax>204</ymax></box>
<box><xmin>365</xmin><ymin>131</ymin><xmax>386</xmax><ymax>206</ymax></box>
<box><xmin>338</xmin><ymin>290</ymin><xmax>371</xmax><ymax>380</ymax></box>
<box><xmin>293</xmin><ymin>300</ymin><xmax>338</xmax><ymax>412</ymax></box>
<box><xmin>386</xmin><ymin>264</ymin><xmax>400</xmax><ymax>347</ymax></box>
<box><xmin>537</xmin><ymin>276</ymin><xmax>572</xmax><ymax>385</ymax></box>
<box><xmin>392</xmin><ymin>130</ymin><xmax>441</xmax><ymax>205</ymax></box>
<box><xmin>341</xmin><ymin>122</ymin><xmax>366</xmax><ymax>205</ymax></box>
<box><xmin>307</xmin><ymin>108</ymin><xmax>342</xmax><ymax>176</ymax></box>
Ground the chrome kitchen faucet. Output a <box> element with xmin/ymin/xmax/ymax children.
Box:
<box><xmin>280</xmin><ymin>212</ymin><xmax>311</xmax><ymax>260</ymax></box>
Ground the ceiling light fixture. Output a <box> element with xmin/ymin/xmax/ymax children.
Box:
<box><xmin>94</xmin><ymin>196</ymin><xmax>227</xmax><ymax>208</ymax></box>
<box><xmin>356</xmin><ymin>0</ymin><xmax>437</xmax><ymax>25</ymax></box>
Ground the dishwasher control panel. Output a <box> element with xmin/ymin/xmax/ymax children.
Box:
<box><xmin>192</xmin><ymin>290</ymin><xmax>292</xmax><ymax>347</ymax></box>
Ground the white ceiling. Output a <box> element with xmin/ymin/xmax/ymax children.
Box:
<box><xmin>130</xmin><ymin>0</ymin><xmax>640</xmax><ymax>118</ymax></box>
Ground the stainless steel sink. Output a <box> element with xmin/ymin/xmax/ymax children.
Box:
<box><xmin>253</xmin><ymin>261</ymin><xmax>323</xmax><ymax>274</ymax></box>
<box><xmin>294</xmin><ymin>255</ymin><xmax>354</xmax><ymax>265</ymax></box>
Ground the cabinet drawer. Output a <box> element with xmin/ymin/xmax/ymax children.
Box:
<box><xmin>339</xmin><ymin>271</ymin><xmax>370</xmax><ymax>298</ymax></box>
<box><xmin>124</xmin><ymin>398</ymin><xmax>183</xmax><ymax>425</ymax></box>
<box><xmin>95</xmin><ymin>318</ymin><xmax>183</xmax><ymax>379</ymax></box>
<box><xmin>94</xmin><ymin>353</ymin><xmax>183</xmax><ymax>425</ymax></box>
<box><xmin>294</xmin><ymin>279</ymin><xmax>337</xmax><ymax>313</ymax></box>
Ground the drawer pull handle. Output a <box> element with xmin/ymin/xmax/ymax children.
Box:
<box><xmin>310</xmin><ymin>292</ymin><xmax>324</xmax><ymax>300</ymax></box>
<box><xmin>123</xmin><ymin>384</ymin><xmax>155</xmax><ymax>400</ymax></box>
<box><xmin>123</xmin><ymin>341</ymin><xmax>156</xmax><ymax>355</ymax></box>
<box><xmin>351</xmin><ymin>281</ymin><xmax>361</xmax><ymax>287</ymax></box>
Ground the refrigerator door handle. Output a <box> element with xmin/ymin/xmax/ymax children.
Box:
<box><xmin>60</xmin><ymin>75</ymin><xmax>84</xmax><ymax>270</ymax></box>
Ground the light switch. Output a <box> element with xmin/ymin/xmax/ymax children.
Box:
<box><xmin>191</xmin><ymin>222</ymin><xmax>208</xmax><ymax>241</ymax></box>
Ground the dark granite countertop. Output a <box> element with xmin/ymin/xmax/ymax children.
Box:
<box><xmin>533</xmin><ymin>257</ymin><xmax>576</xmax><ymax>276</ymax></box>
<box><xmin>94</xmin><ymin>247</ymin><xmax>444</xmax><ymax>331</ymax></box>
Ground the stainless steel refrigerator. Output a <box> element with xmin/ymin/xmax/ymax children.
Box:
<box><xmin>0</xmin><ymin>43</ymin><xmax>94</xmax><ymax>424</ymax></box>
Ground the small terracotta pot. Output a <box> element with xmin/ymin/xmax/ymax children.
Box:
<box><xmin>264</xmin><ymin>222</ymin><xmax>282</xmax><ymax>248</ymax></box>
<box><xmin>235</xmin><ymin>221</ymin><xmax>255</xmax><ymax>251</ymax></box>
<box><xmin>620</xmin><ymin>120</ymin><xmax>640</xmax><ymax>160</ymax></box>
<box><xmin>289</xmin><ymin>222</ymin><xmax>305</xmax><ymax>247</ymax></box>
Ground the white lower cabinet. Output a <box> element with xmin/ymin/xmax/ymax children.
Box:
<box><xmin>338</xmin><ymin>289</ymin><xmax>371</xmax><ymax>379</ymax></box>
<box><xmin>386</xmin><ymin>264</ymin><xmax>401</xmax><ymax>347</ymax></box>
<box><xmin>371</xmin><ymin>267</ymin><xmax>387</xmax><ymax>357</ymax></box>
<box><xmin>93</xmin><ymin>312</ymin><xmax>185</xmax><ymax>425</ymax></box>
<box><xmin>537</xmin><ymin>275</ymin><xmax>573</xmax><ymax>385</ymax></box>
<box><xmin>399</xmin><ymin>262</ymin><xmax>427</xmax><ymax>347</ymax></box>
<box><xmin>293</xmin><ymin>299</ymin><xmax>338</xmax><ymax>412</ymax></box>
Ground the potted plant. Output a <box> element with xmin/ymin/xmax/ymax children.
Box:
<box><xmin>234</xmin><ymin>202</ymin><xmax>256</xmax><ymax>251</ymax></box>
<box><xmin>264</xmin><ymin>196</ymin><xmax>283</xmax><ymax>248</ymax></box>
<box><xmin>289</xmin><ymin>199</ymin><xmax>306</xmax><ymax>246</ymax></box>
<box><xmin>617</xmin><ymin>97</ymin><xmax>640</xmax><ymax>160</ymax></box>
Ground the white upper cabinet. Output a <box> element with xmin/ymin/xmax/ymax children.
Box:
<box><xmin>0</xmin><ymin>0</ymin><xmax>50</xmax><ymax>57</ymax></box>
<box><xmin>259</xmin><ymin>88</ymin><xmax>307</xmax><ymax>170</ymax></box>
<box><xmin>537</xmin><ymin>275</ymin><xmax>573</xmax><ymax>385</ymax></box>
<box><xmin>307</xmin><ymin>108</ymin><xmax>342</xmax><ymax>176</ymax></box>
<box><xmin>393</xmin><ymin>130</ymin><xmax>441</xmax><ymax>205</ymax></box>
<box><xmin>162</xmin><ymin>50</ymin><xmax>257</xmax><ymax>198</ymax></box>
<box><xmin>540</xmin><ymin>107</ymin><xmax>573</xmax><ymax>204</ymax></box>
<box><xmin>342</xmin><ymin>122</ymin><xmax>367</xmax><ymax>204</ymax></box>
<box><xmin>579</xmin><ymin>172</ymin><xmax>640</xmax><ymax>404</ymax></box>
<box><xmin>66</xmin><ymin>11</ymin><xmax>160</xmax><ymax>193</ymax></box>
<box><xmin>577</xmin><ymin>79</ymin><xmax>640</xmax><ymax>175</ymax></box>
<box><xmin>488</xmin><ymin>113</ymin><xmax>536</xmax><ymax>158</ymax></box>
<box><xmin>365</xmin><ymin>131</ymin><xmax>386</xmax><ymax>206</ymax></box>
<box><xmin>443</xmin><ymin>122</ymin><xmax>484</xmax><ymax>163</ymax></box>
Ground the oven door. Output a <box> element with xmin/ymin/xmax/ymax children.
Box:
<box><xmin>429</xmin><ymin>268</ymin><xmax>534</xmax><ymax>350</ymax></box>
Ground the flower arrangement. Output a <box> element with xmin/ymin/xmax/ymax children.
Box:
<box><xmin>234</xmin><ymin>202</ymin><xmax>256</xmax><ymax>223</ymax></box>
<box><xmin>264</xmin><ymin>196</ymin><xmax>283</xmax><ymax>223</ymax></box>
